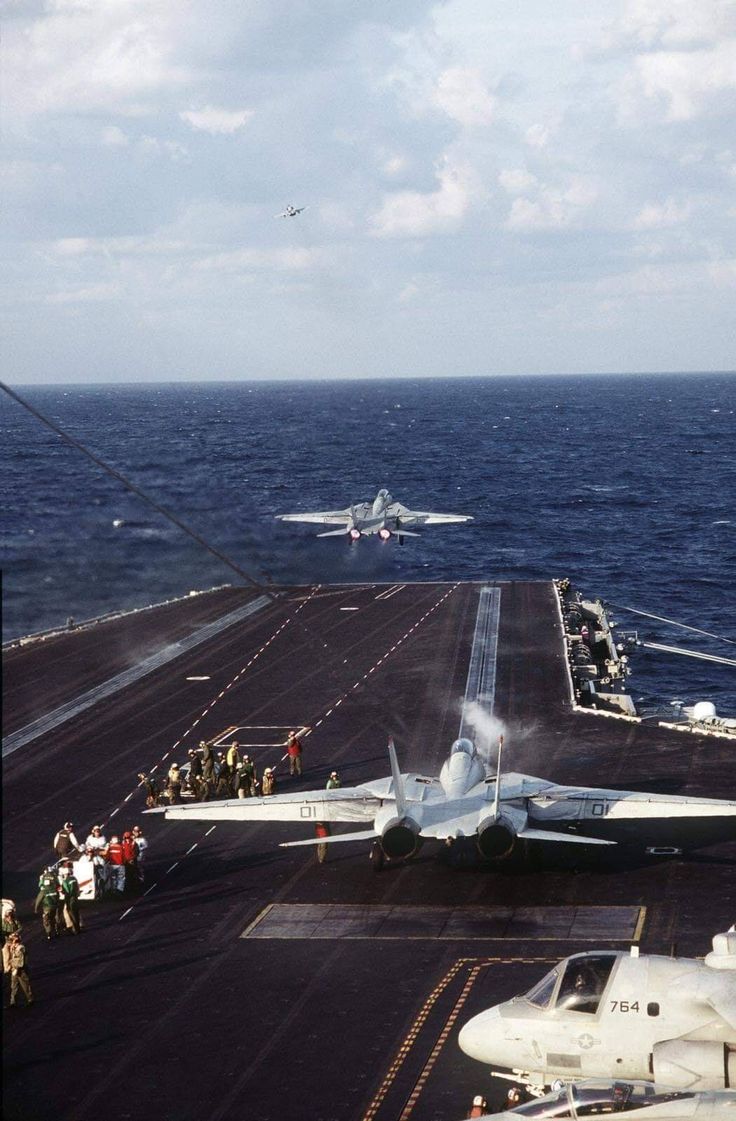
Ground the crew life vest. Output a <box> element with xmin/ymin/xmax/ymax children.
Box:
<box><xmin>54</xmin><ymin>828</ymin><xmax>74</xmax><ymax>856</ymax></box>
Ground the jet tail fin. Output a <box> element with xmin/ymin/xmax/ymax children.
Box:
<box><xmin>492</xmin><ymin>735</ymin><xmax>504</xmax><ymax>819</ymax></box>
<box><xmin>388</xmin><ymin>737</ymin><xmax>407</xmax><ymax>818</ymax></box>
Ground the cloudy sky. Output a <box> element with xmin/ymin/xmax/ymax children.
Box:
<box><xmin>3</xmin><ymin>0</ymin><xmax>736</xmax><ymax>382</ymax></box>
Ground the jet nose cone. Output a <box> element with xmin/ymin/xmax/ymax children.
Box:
<box><xmin>458</xmin><ymin>1007</ymin><xmax>502</xmax><ymax>1064</ymax></box>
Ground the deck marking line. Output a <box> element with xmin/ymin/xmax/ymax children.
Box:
<box><xmin>3</xmin><ymin>594</ymin><xmax>273</xmax><ymax>756</ymax></box>
<box><xmin>98</xmin><ymin>589</ymin><xmax>319</xmax><ymax>830</ymax></box>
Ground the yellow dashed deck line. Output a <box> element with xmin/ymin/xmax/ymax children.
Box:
<box><xmin>361</xmin><ymin>955</ymin><xmax>558</xmax><ymax>1121</ymax></box>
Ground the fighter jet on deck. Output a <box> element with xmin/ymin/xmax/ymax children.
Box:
<box><xmin>275</xmin><ymin>487</ymin><xmax>472</xmax><ymax>543</ymax></box>
<box><xmin>458</xmin><ymin>931</ymin><xmax>736</xmax><ymax>1092</ymax></box>
<box><xmin>275</xmin><ymin>205</ymin><xmax>307</xmax><ymax>218</ymax></box>
<box><xmin>472</xmin><ymin>1080</ymin><xmax>736</xmax><ymax>1120</ymax></box>
<box><xmin>148</xmin><ymin>737</ymin><xmax>736</xmax><ymax>869</ymax></box>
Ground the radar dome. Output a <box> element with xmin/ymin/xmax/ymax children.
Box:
<box><xmin>691</xmin><ymin>701</ymin><xmax>717</xmax><ymax>722</ymax></box>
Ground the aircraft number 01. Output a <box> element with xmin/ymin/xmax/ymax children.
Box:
<box><xmin>610</xmin><ymin>1000</ymin><xmax>640</xmax><ymax>1013</ymax></box>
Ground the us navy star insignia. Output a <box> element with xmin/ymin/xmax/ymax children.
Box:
<box><xmin>577</xmin><ymin>1033</ymin><xmax>600</xmax><ymax>1050</ymax></box>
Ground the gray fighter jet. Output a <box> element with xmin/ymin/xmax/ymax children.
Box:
<box><xmin>275</xmin><ymin>488</ymin><xmax>472</xmax><ymax>543</ymax></box>
<box><xmin>275</xmin><ymin>205</ymin><xmax>307</xmax><ymax>218</ymax></box>
<box><xmin>148</xmin><ymin>737</ymin><xmax>736</xmax><ymax>868</ymax></box>
<box><xmin>471</xmin><ymin>1080</ymin><xmax>736</xmax><ymax>1120</ymax></box>
<box><xmin>458</xmin><ymin>931</ymin><xmax>736</xmax><ymax>1091</ymax></box>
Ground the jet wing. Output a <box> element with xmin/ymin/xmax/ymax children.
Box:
<box><xmin>275</xmin><ymin>510</ymin><xmax>352</xmax><ymax>526</ymax></box>
<box><xmin>387</xmin><ymin>502</ymin><xmax>472</xmax><ymax>526</ymax></box>
<box><xmin>148</xmin><ymin>789</ymin><xmax>381</xmax><ymax>825</ymax></box>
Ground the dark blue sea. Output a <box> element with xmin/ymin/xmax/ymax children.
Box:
<box><xmin>2</xmin><ymin>374</ymin><xmax>735</xmax><ymax>713</ymax></box>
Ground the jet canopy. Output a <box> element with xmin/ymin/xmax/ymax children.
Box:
<box><xmin>450</xmin><ymin>737</ymin><xmax>477</xmax><ymax>758</ymax></box>
<box><xmin>524</xmin><ymin>954</ymin><xmax>617</xmax><ymax>1015</ymax></box>
<box><xmin>512</xmin><ymin>1080</ymin><xmax>697</xmax><ymax>1118</ymax></box>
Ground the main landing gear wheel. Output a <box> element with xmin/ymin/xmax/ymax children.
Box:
<box><xmin>370</xmin><ymin>842</ymin><xmax>385</xmax><ymax>871</ymax></box>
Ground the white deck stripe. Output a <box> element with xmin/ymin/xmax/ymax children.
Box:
<box><xmin>3</xmin><ymin>595</ymin><xmax>272</xmax><ymax>756</ymax></box>
<box><xmin>457</xmin><ymin>586</ymin><xmax>501</xmax><ymax>742</ymax></box>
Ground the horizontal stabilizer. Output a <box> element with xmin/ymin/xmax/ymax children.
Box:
<box><xmin>520</xmin><ymin>827</ymin><xmax>616</xmax><ymax>846</ymax></box>
<box><xmin>390</xmin><ymin>528</ymin><xmax>420</xmax><ymax>538</ymax></box>
<box><xmin>279</xmin><ymin>829</ymin><xmax>377</xmax><ymax>848</ymax></box>
<box><xmin>317</xmin><ymin>528</ymin><xmax>352</xmax><ymax>538</ymax></box>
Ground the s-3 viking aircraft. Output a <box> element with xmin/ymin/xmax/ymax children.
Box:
<box><xmin>472</xmin><ymin>1080</ymin><xmax>736</xmax><ymax>1120</ymax></box>
<box><xmin>147</xmin><ymin>737</ymin><xmax>736</xmax><ymax>869</ymax></box>
<box><xmin>458</xmin><ymin>930</ymin><xmax>736</xmax><ymax>1092</ymax></box>
<box><xmin>275</xmin><ymin>487</ymin><xmax>472</xmax><ymax>543</ymax></box>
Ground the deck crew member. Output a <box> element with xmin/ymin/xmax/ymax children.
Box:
<box><xmin>53</xmin><ymin>821</ymin><xmax>81</xmax><ymax>861</ymax></box>
<box><xmin>34</xmin><ymin>867</ymin><xmax>60</xmax><ymax>940</ymax></box>
<box><xmin>167</xmin><ymin>763</ymin><xmax>182</xmax><ymax>804</ymax></box>
<box><xmin>2</xmin><ymin>901</ymin><xmax>22</xmax><ymax>946</ymax></box>
<box><xmin>85</xmin><ymin>825</ymin><xmax>107</xmax><ymax>854</ymax></box>
<box><xmin>3</xmin><ymin>933</ymin><xmax>34</xmax><ymax>1007</ymax></box>
<box><xmin>131</xmin><ymin>825</ymin><xmax>148</xmax><ymax>883</ymax></box>
<box><xmin>188</xmin><ymin>748</ymin><xmax>203</xmax><ymax>783</ymax></box>
<box><xmin>201</xmin><ymin>742</ymin><xmax>216</xmax><ymax>790</ymax></box>
<box><xmin>59</xmin><ymin>864</ymin><xmax>81</xmax><ymax>934</ymax></box>
<box><xmin>106</xmin><ymin>836</ymin><xmax>126</xmax><ymax>893</ymax></box>
<box><xmin>316</xmin><ymin>772</ymin><xmax>341</xmax><ymax>862</ymax></box>
<box><xmin>286</xmin><ymin>731</ymin><xmax>303</xmax><ymax>777</ymax></box>
<box><xmin>215</xmin><ymin>755</ymin><xmax>232</xmax><ymax>798</ymax></box>
<box><xmin>138</xmin><ymin>772</ymin><xmax>159</xmax><ymax>807</ymax></box>
<box><xmin>237</xmin><ymin>756</ymin><xmax>257</xmax><ymax>798</ymax></box>
<box><xmin>261</xmin><ymin>768</ymin><xmax>276</xmax><ymax>796</ymax></box>
<box><xmin>121</xmin><ymin>832</ymin><xmax>139</xmax><ymax>894</ymax></box>
<box><xmin>226</xmin><ymin>741</ymin><xmax>241</xmax><ymax>793</ymax></box>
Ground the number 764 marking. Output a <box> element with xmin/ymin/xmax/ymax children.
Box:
<box><xmin>610</xmin><ymin>1000</ymin><xmax>640</xmax><ymax>1013</ymax></box>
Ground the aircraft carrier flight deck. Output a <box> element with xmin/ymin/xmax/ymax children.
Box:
<box><xmin>3</xmin><ymin>579</ymin><xmax>735</xmax><ymax>1121</ymax></box>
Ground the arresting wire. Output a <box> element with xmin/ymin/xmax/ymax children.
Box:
<box><xmin>605</xmin><ymin>601</ymin><xmax>736</xmax><ymax>647</ymax></box>
<box><xmin>1</xmin><ymin>380</ymin><xmax>274</xmax><ymax>595</ymax></box>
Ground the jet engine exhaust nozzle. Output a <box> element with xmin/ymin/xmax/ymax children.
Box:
<box><xmin>380</xmin><ymin>820</ymin><xmax>421</xmax><ymax>861</ymax></box>
<box><xmin>349</xmin><ymin>528</ymin><xmax>361</xmax><ymax>541</ymax></box>
<box><xmin>378</xmin><ymin>528</ymin><xmax>391</xmax><ymax>541</ymax></box>
<box><xmin>477</xmin><ymin>814</ymin><xmax>517</xmax><ymax>860</ymax></box>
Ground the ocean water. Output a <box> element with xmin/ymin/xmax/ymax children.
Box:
<box><xmin>2</xmin><ymin>373</ymin><xmax>735</xmax><ymax>713</ymax></box>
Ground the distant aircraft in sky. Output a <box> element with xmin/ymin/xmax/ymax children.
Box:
<box><xmin>275</xmin><ymin>487</ymin><xmax>473</xmax><ymax>544</ymax></box>
<box><xmin>148</xmin><ymin>736</ymin><xmax>736</xmax><ymax>869</ymax></box>
<box><xmin>458</xmin><ymin>931</ymin><xmax>736</xmax><ymax>1091</ymax></box>
<box><xmin>275</xmin><ymin>205</ymin><xmax>307</xmax><ymax>218</ymax></box>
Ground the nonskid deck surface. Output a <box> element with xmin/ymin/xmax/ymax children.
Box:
<box><xmin>3</xmin><ymin>581</ymin><xmax>735</xmax><ymax>1121</ymax></box>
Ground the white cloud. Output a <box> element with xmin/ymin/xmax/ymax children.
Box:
<box><xmin>614</xmin><ymin>1</ymin><xmax>736</xmax><ymax>50</ymax></box>
<box><xmin>193</xmin><ymin>247</ymin><xmax>318</xmax><ymax>272</ymax></box>
<box><xmin>498</xmin><ymin>168</ymin><xmax>538</xmax><ymax>195</ymax></box>
<box><xmin>633</xmin><ymin>40</ymin><xmax>736</xmax><ymax>120</ymax></box>
<box><xmin>371</xmin><ymin>158</ymin><xmax>479</xmax><ymax>237</ymax></box>
<box><xmin>5</xmin><ymin>0</ymin><xmax>190</xmax><ymax>117</ymax></box>
<box><xmin>47</xmin><ymin>281</ymin><xmax>120</xmax><ymax>304</ymax></box>
<box><xmin>433</xmin><ymin>67</ymin><xmax>495</xmax><ymax>126</ymax></box>
<box><xmin>100</xmin><ymin>125</ymin><xmax>129</xmax><ymax>147</ymax></box>
<box><xmin>524</xmin><ymin>123</ymin><xmax>552</xmax><ymax>149</ymax></box>
<box><xmin>632</xmin><ymin>197</ymin><xmax>692</xmax><ymax>229</ymax></box>
<box><xmin>382</xmin><ymin>154</ymin><xmax>409</xmax><ymax>176</ymax></box>
<box><xmin>179</xmin><ymin>106</ymin><xmax>255</xmax><ymax>135</ymax></box>
<box><xmin>504</xmin><ymin>176</ymin><xmax>598</xmax><ymax>232</ymax></box>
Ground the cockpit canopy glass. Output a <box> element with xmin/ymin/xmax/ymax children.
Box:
<box><xmin>525</xmin><ymin>969</ymin><xmax>559</xmax><ymax>1009</ymax></box>
<box><xmin>513</xmin><ymin>1081</ymin><xmax>695</xmax><ymax>1118</ymax></box>
<box><xmin>554</xmin><ymin>954</ymin><xmax>616</xmax><ymax>1014</ymax></box>
<box><xmin>450</xmin><ymin>738</ymin><xmax>476</xmax><ymax>757</ymax></box>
